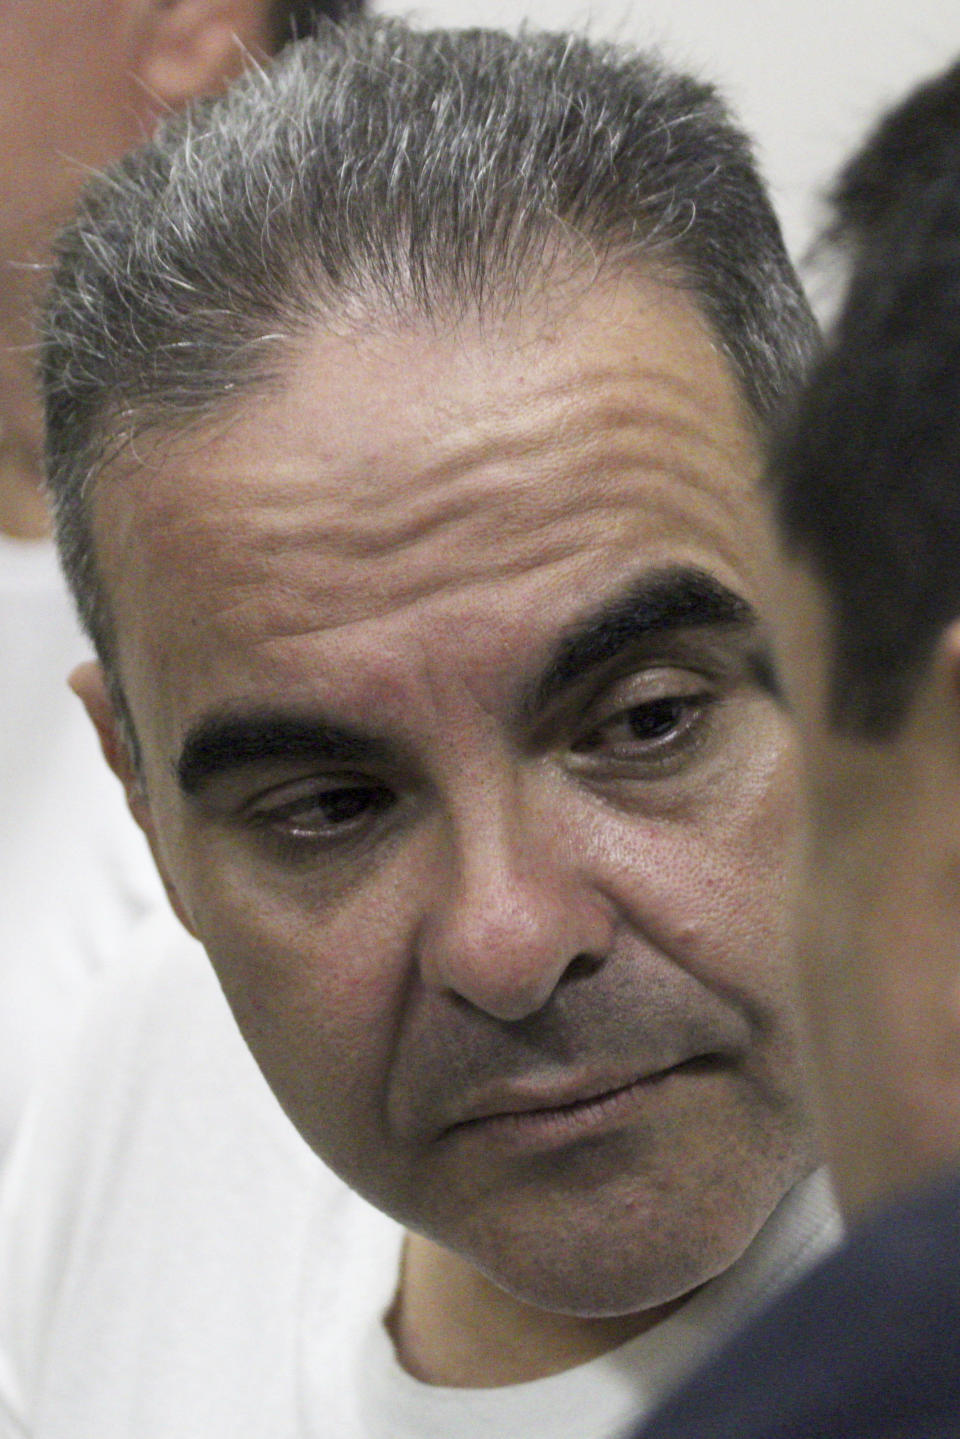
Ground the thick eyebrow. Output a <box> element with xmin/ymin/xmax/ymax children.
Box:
<box><xmin>177</xmin><ymin>566</ymin><xmax>760</xmax><ymax>795</ymax></box>
<box><xmin>176</xmin><ymin>715</ymin><xmax>392</xmax><ymax>796</ymax></box>
<box><xmin>526</xmin><ymin>565</ymin><xmax>758</xmax><ymax>717</ymax></box>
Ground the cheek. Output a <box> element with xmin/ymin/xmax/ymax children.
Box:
<box><xmin>159</xmin><ymin>822</ymin><xmax>416</xmax><ymax>1150</ymax></box>
<box><xmin>610</xmin><ymin>740</ymin><xmax>801</xmax><ymax>1010</ymax></box>
<box><xmin>208</xmin><ymin>903</ymin><xmax>410</xmax><ymax>1164</ymax></box>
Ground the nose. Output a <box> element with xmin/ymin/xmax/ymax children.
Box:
<box><xmin>416</xmin><ymin>793</ymin><xmax>614</xmax><ymax>1021</ymax></box>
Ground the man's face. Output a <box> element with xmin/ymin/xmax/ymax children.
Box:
<box><xmin>96</xmin><ymin>273</ymin><xmax>814</xmax><ymax>1315</ymax></box>
<box><xmin>766</xmin><ymin>551</ymin><xmax>960</xmax><ymax>1217</ymax></box>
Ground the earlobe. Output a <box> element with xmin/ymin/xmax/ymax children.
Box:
<box><xmin>69</xmin><ymin>660</ymin><xmax>200</xmax><ymax>939</ymax></box>
<box><xmin>134</xmin><ymin>0</ymin><xmax>275</xmax><ymax>116</ymax></box>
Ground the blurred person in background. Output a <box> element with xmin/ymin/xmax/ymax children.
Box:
<box><xmin>637</xmin><ymin>54</ymin><xmax>960</xmax><ymax>1439</ymax></box>
<box><xmin>0</xmin><ymin>0</ymin><xmax>365</xmax><ymax>1163</ymax></box>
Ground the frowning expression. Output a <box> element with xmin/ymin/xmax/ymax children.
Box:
<box><xmin>95</xmin><ymin>272</ymin><xmax>814</xmax><ymax>1314</ymax></box>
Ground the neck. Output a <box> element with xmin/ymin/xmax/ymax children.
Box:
<box><xmin>0</xmin><ymin>433</ymin><xmax>50</xmax><ymax>539</ymax></box>
<box><xmin>387</xmin><ymin>1231</ymin><xmax>686</xmax><ymax>1388</ymax></box>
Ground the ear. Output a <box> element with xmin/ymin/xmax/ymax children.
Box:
<box><xmin>131</xmin><ymin>0</ymin><xmax>277</xmax><ymax>116</ymax></box>
<box><xmin>70</xmin><ymin>660</ymin><xmax>199</xmax><ymax>938</ymax></box>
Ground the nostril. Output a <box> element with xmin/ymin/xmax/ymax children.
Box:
<box><xmin>562</xmin><ymin>951</ymin><xmax>604</xmax><ymax>984</ymax></box>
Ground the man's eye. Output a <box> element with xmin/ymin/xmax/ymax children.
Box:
<box><xmin>572</xmin><ymin>691</ymin><xmax>711</xmax><ymax>764</ymax></box>
<box><xmin>248</xmin><ymin>780</ymin><xmax>395</xmax><ymax>846</ymax></box>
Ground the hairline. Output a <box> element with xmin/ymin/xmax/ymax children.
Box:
<box><xmin>45</xmin><ymin>20</ymin><xmax>816</xmax><ymax>762</ymax></box>
<box><xmin>76</xmin><ymin>242</ymin><xmax>765</xmax><ymax>658</ymax></box>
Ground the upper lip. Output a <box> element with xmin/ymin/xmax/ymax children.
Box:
<box><xmin>440</xmin><ymin>1055</ymin><xmax>716</xmax><ymax>1134</ymax></box>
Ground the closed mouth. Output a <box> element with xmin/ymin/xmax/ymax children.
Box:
<box><xmin>442</xmin><ymin>1053</ymin><xmax>724</xmax><ymax>1141</ymax></box>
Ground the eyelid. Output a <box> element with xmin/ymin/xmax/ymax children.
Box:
<box><xmin>568</xmin><ymin>633</ymin><xmax>742</xmax><ymax>706</ymax></box>
<box><xmin>240</xmin><ymin>769</ymin><xmax>377</xmax><ymax>819</ymax></box>
<box><xmin>596</xmin><ymin>664</ymin><xmax>714</xmax><ymax>704</ymax></box>
<box><xmin>575</xmin><ymin>664</ymin><xmax>718</xmax><ymax>734</ymax></box>
<box><xmin>245</xmin><ymin>775</ymin><xmax>398</xmax><ymax>860</ymax></box>
<box><xmin>578</xmin><ymin>690</ymin><xmax>711</xmax><ymax>745</ymax></box>
<box><xmin>567</xmin><ymin>664</ymin><xmax>719</xmax><ymax>772</ymax></box>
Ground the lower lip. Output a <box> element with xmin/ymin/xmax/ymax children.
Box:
<box><xmin>447</xmin><ymin>1059</ymin><xmax>719</xmax><ymax>1150</ymax></box>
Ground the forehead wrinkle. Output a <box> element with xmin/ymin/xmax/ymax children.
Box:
<box><xmin>114</xmin><ymin>425</ymin><xmax>761</xmax><ymax>654</ymax></box>
<box><xmin>98</xmin><ymin>284</ymin><xmax>764</xmax><ymax>677</ymax></box>
<box><xmin>134</xmin><ymin>363</ymin><xmax>750</xmax><ymax>572</ymax></box>
<box><xmin>198</xmin><ymin>459</ymin><xmax>752</xmax><ymax>648</ymax></box>
<box><xmin>96</xmin><ymin>275</ymin><xmax>754</xmax><ymax>565</ymax></box>
<box><xmin>209</xmin><ymin>516</ymin><xmax>631</xmax><ymax>651</ymax></box>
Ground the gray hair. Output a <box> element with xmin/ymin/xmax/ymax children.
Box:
<box><xmin>43</xmin><ymin>17</ymin><xmax>817</xmax><ymax>680</ymax></box>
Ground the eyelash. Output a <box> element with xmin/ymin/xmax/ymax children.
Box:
<box><xmin>571</xmin><ymin>689</ymin><xmax>715</xmax><ymax>772</ymax></box>
<box><xmin>248</xmin><ymin>779</ymin><xmax>396</xmax><ymax>857</ymax></box>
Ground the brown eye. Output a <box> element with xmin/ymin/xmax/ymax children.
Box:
<box><xmin>305</xmin><ymin>785</ymin><xmax>390</xmax><ymax>829</ymax></box>
<box><xmin>575</xmin><ymin>693</ymin><xmax>708</xmax><ymax>757</ymax></box>
<box><xmin>622</xmin><ymin>697</ymin><xmax>691</xmax><ymax>741</ymax></box>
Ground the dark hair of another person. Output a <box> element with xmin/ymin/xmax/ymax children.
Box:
<box><xmin>42</xmin><ymin>17</ymin><xmax>816</xmax><ymax>703</ymax></box>
<box><xmin>770</xmin><ymin>60</ymin><xmax>960</xmax><ymax>737</ymax></box>
<box><xmin>272</xmin><ymin>0</ymin><xmax>367</xmax><ymax>46</ymax></box>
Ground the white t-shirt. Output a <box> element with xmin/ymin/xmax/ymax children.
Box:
<box><xmin>0</xmin><ymin>535</ymin><xmax>163</xmax><ymax>1160</ymax></box>
<box><xmin>0</xmin><ymin>913</ymin><xmax>840</xmax><ymax>1439</ymax></box>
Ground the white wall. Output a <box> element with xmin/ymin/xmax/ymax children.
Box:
<box><xmin>371</xmin><ymin>0</ymin><xmax>959</xmax><ymax>293</ymax></box>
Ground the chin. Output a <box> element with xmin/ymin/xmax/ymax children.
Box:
<box><xmin>440</xmin><ymin>1168</ymin><xmax>803</xmax><ymax>1318</ymax></box>
<box><xmin>474</xmin><ymin>1248</ymin><xmax>722</xmax><ymax>1319</ymax></box>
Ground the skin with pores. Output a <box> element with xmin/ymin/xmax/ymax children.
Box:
<box><xmin>79</xmin><ymin>271</ymin><xmax>816</xmax><ymax>1384</ymax></box>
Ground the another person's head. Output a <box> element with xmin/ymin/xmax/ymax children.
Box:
<box><xmin>45</xmin><ymin>20</ymin><xmax>818</xmax><ymax>1364</ymax></box>
<box><xmin>765</xmin><ymin>59</ymin><xmax>960</xmax><ymax>1218</ymax></box>
<box><xmin>0</xmin><ymin>0</ymin><xmax>365</xmax><ymax>536</ymax></box>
